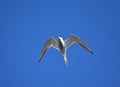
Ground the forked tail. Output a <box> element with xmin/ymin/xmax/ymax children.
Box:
<box><xmin>62</xmin><ymin>52</ymin><xmax>68</xmax><ymax>67</ymax></box>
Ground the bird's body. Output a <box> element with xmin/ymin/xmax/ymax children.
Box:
<box><xmin>58</xmin><ymin>36</ymin><xmax>65</xmax><ymax>51</ymax></box>
<box><xmin>38</xmin><ymin>34</ymin><xmax>93</xmax><ymax>66</ymax></box>
<box><xmin>57</xmin><ymin>36</ymin><xmax>68</xmax><ymax>65</ymax></box>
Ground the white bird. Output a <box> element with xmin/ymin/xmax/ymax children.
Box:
<box><xmin>38</xmin><ymin>34</ymin><xmax>93</xmax><ymax>66</ymax></box>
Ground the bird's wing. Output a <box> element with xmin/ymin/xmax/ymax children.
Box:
<box><xmin>38</xmin><ymin>37</ymin><xmax>58</xmax><ymax>63</ymax></box>
<box><xmin>65</xmin><ymin>34</ymin><xmax>93</xmax><ymax>54</ymax></box>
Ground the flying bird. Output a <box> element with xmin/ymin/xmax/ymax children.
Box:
<box><xmin>38</xmin><ymin>34</ymin><xmax>93</xmax><ymax>66</ymax></box>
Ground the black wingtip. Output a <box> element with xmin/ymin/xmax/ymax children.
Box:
<box><xmin>90</xmin><ymin>51</ymin><xmax>94</xmax><ymax>54</ymax></box>
<box><xmin>38</xmin><ymin>59</ymin><xmax>41</xmax><ymax>63</ymax></box>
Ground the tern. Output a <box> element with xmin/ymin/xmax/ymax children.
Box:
<box><xmin>38</xmin><ymin>34</ymin><xmax>93</xmax><ymax>66</ymax></box>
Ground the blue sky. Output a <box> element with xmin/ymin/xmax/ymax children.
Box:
<box><xmin>0</xmin><ymin>0</ymin><xmax>120</xmax><ymax>87</ymax></box>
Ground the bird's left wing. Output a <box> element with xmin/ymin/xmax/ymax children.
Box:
<box><xmin>38</xmin><ymin>37</ymin><xmax>58</xmax><ymax>63</ymax></box>
<box><xmin>65</xmin><ymin>34</ymin><xmax>93</xmax><ymax>54</ymax></box>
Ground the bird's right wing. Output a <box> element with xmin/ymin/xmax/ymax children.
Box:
<box><xmin>38</xmin><ymin>37</ymin><xmax>58</xmax><ymax>63</ymax></box>
<box><xmin>65</xmin><ymin>34</ymin><xmax>93</xmax><ymax>54</ymax></box>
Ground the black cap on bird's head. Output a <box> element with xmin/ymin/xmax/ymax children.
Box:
<box><xmin>57</xmin><ymin>35</ymin><xmax>62</xmax><ymax>38</ymax></box>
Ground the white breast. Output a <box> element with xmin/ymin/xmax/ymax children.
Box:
<box><xmin>58</xmin><ymin>37</ymin><xmax>65</xmax><ymax>46</ymax></box>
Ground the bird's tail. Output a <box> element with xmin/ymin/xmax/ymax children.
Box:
<box><xmin>62</xmin><ymin>52</ymin><xmax>68</xmax><ymax>67</ymax></box>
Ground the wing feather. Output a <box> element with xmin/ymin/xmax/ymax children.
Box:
<box><xmin>65</xmin><ymin>34</ymin><xmax>93</xmax><ymax>54</ymax></box>
<box><xmin>38</xmin><ymin>37</ymin><xmax>57</xmax><ymax>63</ymax></box>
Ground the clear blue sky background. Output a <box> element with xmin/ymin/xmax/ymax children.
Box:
<box><xmin>0</xmin><ymin>0</ymin><xmax>120</xmax><ymax>87</ymax></box>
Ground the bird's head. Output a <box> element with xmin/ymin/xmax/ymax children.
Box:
<box><xmin>57</xmin><ymin>35</ymin><xmax>62</xmax><ymax>39</ymax></box>
<box><xmin>57</xmin><ymin>35</ymin><xmax>63</xmax><ymax>41</ymax></box>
